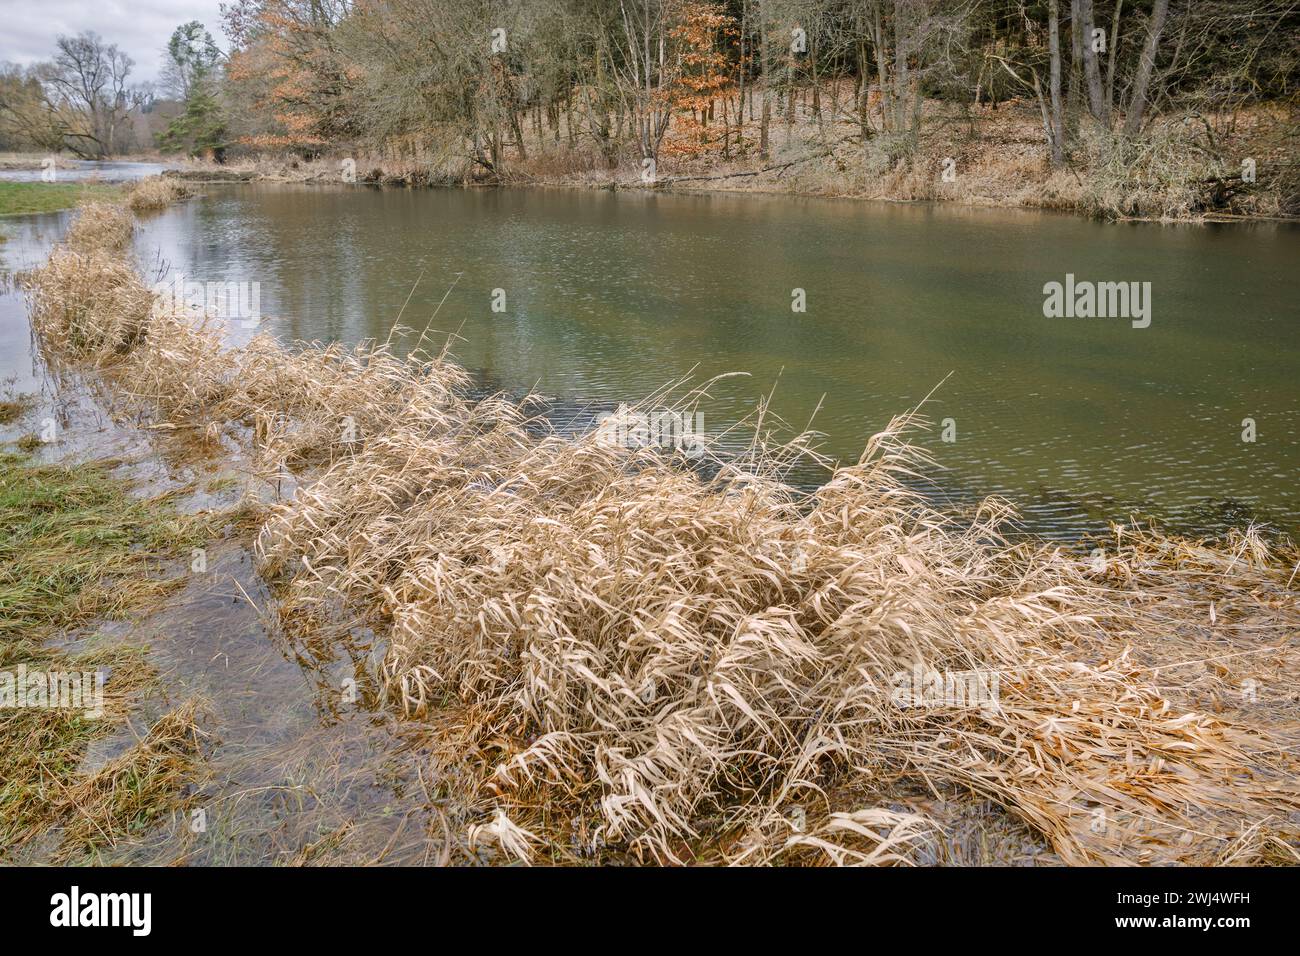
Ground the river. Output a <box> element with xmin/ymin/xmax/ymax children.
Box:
<box><xmin>0</xmin><ymin>159</ymin><xmax>166</xmax><ymax>183</ymax></box>
<box><xmin>2</xmin><ymin>180</ymin><xmax>1297</xmax><ymax>540</ymax></box>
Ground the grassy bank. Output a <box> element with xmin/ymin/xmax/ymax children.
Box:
<box><xmin>18</xmin><ymin>197</ymin><xmax>1300</xmax><ymax>866</ymax></box>
<box><xmin>0</xmin><ymin>454</ymin><xmax>199</xmax><ymax>637</ymax></box>
<box><xmin>0</xmin><ymin>177</ymin><xmax>191</xmax><ymax>220</ymax></box>
<box><xmin>0</xmin><ymin>181</ymin><xmax>125</xmax><ymax>217</ymax></box>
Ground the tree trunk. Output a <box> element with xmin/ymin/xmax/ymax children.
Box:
<box><xmin>1048</xmin><ymin>0</ymin><xmax>1066</xmax><ymax>165</ymax></box>
<box><xmin>871</xmin><ymin>2</ymin><xmax>890</xmax><ymax>132</ymax></box>
<box><xmin>1068</xmin><ymin>0</ymin><xmax>1084</xmax><ymax>122</ymax></box>
<box><xmin>810</xmin><ymin>32</ymin><xmax>821</xmax><ymax>127</ymax></box>
<box><xmin>784</xmin><ymin>53</ymin><xmax>795</xmax><ymax>144</ymax></box>
<box><xmin>510</xmin><ymin>109</ymin><xmax>527</xmax><ymax>161</ymax></box>
<box><xmin>722</xmin><ymin>95</ymin><xmax>731</xmax><ymax>159</ymax></box>
<box><xmin>1123</xmin><ymin>0</ymin><xmax>1169</xmax><ymax>136</ymax></box>
<box><xmin>893</xmin><ymin>6</ymin><xmax>909</xmax><ymax>134</ymax></box>
<box><xmin>737</xmin><ymin>0</ymin><xmax>747</xmax><ymax>142</ymax></box>
<box><xmin>1105</xmin><ymin>0</ymin><xmax>1123</xmax><ymax>113</ymax></box>
<box><xmin>1080</xmin><ymin>0</ymin><xmax>1109</xmax><ymax>125</ymax></box>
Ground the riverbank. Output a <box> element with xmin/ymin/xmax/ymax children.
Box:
<box><xmin>0</xmin><ymin>178</ymin><xmax>192</xmax><ymax>225</ymax></box>
<box><xmin>0</xmin><ymin>370</ymin><xmax>451</xmax><ymax>864</ymax></box>
<box><xmin>0</xmin><ymin>154</ymin><xmax>79</xmax><ymax>172</ymax></box>
<box><xmin>11</xmin><ymin>195</ymin><xmax>1299</xmax><ymax>865</ymax></box>
<box><xmin>169</xmin><ymin>98</ymin><xmax>1299</xmax><ymax>223</ymax></box>
<box><xmin>0</xmin><ymin>153</ymin><xmax>164</xmax><ymax>171</ymax></box>
<box><xmin>0</xmin><ymin>182</ymin><xmax>124</xmax><ymax>217</ymax></box>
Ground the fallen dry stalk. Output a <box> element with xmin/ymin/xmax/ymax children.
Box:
<box><xmin>22</xmin><ymin>199</ymin><xmax>1300</xmax><ymax>866</ymax></box>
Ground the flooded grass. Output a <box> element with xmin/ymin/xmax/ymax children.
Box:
<box><xmin>0</xmin><ymin>397</ymin><xmax>30</xmax><ymax>426</ymax></box>
<box><xmin>0</xmin><ymin>404</ymin><xmax>451</xmax><ymax>865</ymax></box>
<box><xmin>0</xmin><ymin>378</ymin><xmax>34</xmax><ymax>426</ymax></box>
<box><xmin>0</xmin><ymin>636</ymin><xmax>156</xmax><ymax>849</ymax></box>
<box><xmin>50</xmin><ymin>699</ymin><xmax>209</xmax><ymax>863</ymax></box>
<box><xmin>0</xmin><ymin>453</ymin><xmax>201</xmax><ymax>637</ymax></box>
<box><xmin>0</xmin><ymin>447</ymin><xmax>202</xmax><ymax>858</ymax></box>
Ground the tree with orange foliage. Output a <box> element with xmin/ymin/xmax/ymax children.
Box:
<box><xmin>222</xmin><ymin>0</ymin><xmax>360</xmax><ymax>153</ymax></box>
<box><xmin>662</xmin><ymin>2</ymin><xmax>737</xmax><ymax>160</ymax></box>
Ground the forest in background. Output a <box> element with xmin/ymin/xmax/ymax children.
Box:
<box><xmin>1</xmin><ymin>2</ymin><xmax>1297</xmax><ymax>216</ymax></box>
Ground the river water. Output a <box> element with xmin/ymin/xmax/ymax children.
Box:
<box><xmin>0</xmin><ymin>159</ymin><xmax>166</xmax><ymax>183</ymax></box>
<box><xmin>3</xmin><ymin>180</ymin><xmax>1297</xmax><ymax>540</ymax></box>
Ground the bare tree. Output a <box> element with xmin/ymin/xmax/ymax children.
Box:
<box><xmin>615</xmin><ymin>0</ymin><xmax>677</xmax><ymax>163</ymax></box>
<box><xmin>42</xmin><ymin>31</ymin><xmax>138</xmax><ymax>157</ymax></box>
<box><xmin>1047</xmin><ymin>0</ymin><xmax>1066</xmax><ymax>163</ymax></box>
<box><xmin>1104</xmin><ymin>0</ymin><xmax>1123</xmax><ymax>112</ymax></box>
<box><xmin>989</xmin><ymin>0</ymin><xmax>1065</xmax><ymax>167</ymax></box>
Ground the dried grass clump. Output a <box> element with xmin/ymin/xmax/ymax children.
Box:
<box><xmin>126</xmin><ymin>175</ymin><xmax>193</xmax><ymax>213</ymax></box>
<box><xmin>117</xmin><ymin>328</ymin><xmax>474</xmax><ymax>476</ymax></box>
<box><xmin>23</xmin><ymin>202</ymin><xmax>145</xmax><ymax>361</ymax></box>
<box><xmin>24</xmin><ymin>199</ymin><xmax>1300</xmax><ymax>866</ymax></box>
<box><xmin>1077</xmin><ymin>122</ymin><xmax>1219</xmax><ymax>220</ymax></box>
<box><xmin>23</xmin><ymin>247</ymin><xmax>154</xmax><ymax>362</ymax></box>
<box><xmin>63</xmin><ymin>201</ymin><xmax>135</xmax><ymax>253</ymax></box>
<box><xmin>24</xmin><ymin>205</ymin><xmax>470</xmax><ymax>462</ymax></box>
<box><xmin>114</xmin><ymin>306</ymin><xmax>242</xmax><ymax>427</ymax></box>
<box><xmin>258</xmin><ymin>406</ymin><xmax>1300</xmax><ymax>866</ymax></box>
<box><xmin>233</xmin><ymin>333</ymin><xmax>472</xmax><ymax>478</ymax></box>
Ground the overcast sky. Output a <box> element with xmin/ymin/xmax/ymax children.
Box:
<box><xmin>0</xmin><ymin>0</ymin><xmax>227</xmax><ymax>84</ymax></box>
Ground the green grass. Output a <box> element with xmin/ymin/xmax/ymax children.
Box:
<box><xmin>0</xmin><ymin>452</ymin><xmax>201</xmax><ymax>640</ymax></box>
<box><xmin>0</xmin><ymin>450</ymin><xmax>207</xmax><ymax>856</ymax></box>
<box><xmin>0</xmin><ymin>181</ymin><xmax>124</xmax><ymax>217</ymax></box>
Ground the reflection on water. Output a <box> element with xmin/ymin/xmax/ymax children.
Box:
<box><xmin>3</xmin><ymin>184</ymin><xmax>1297</xmax><ymax>540</ymax></box>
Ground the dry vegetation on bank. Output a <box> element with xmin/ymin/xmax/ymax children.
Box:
<box><xmin>125</xmin><ymin>176</ymin><xmax>194</xmax><ymax>213</ymax></box>
<box><xmin>0</xmin><ymin>154</ymin><xmax>78</xmax><ymax>171</ymax></box>
<box><xmin>17</xmin><ymin>199</ymin><xmax>1300</xmax><ymax>865</ymax></box>
<box><xmin>169</xmin><ymin>96</ymin><xmax>1298</xmax><ymax>222</ymax></box>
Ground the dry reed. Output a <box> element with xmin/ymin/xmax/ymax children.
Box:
<box><xmin>126</xmin><ymin>176</ymin><xmax>194</xmax><ymax>213</ymax></box>
<box><xmin>24</xmin><ymin>247</ymin><xmax>153</xmax><ymax>362</ymax></box>
<box><xmin>63</xmin><ymin>201</ymin><xmax>135</xmax><ymax>254</ymax></box>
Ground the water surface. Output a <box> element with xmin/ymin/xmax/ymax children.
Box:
<box><xmin>4</xmin><ymin>184</ymin><xmax>1297</xmax><ymax>540</ymax></box>
<box><xmin>0</xmin><ymin>159</ymin><xmax>165</xmax><ymax>183</ymax></box>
